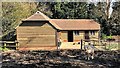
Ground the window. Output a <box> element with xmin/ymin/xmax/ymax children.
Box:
<box><xmin>90</xmin><ymin>31</ymin><xmax>95</xmax><ymax>35</ymax></box>
<box><xmin>74</xmin><ymin>31</ymin><xmax>79</xmax><ymax>35</ymax></box>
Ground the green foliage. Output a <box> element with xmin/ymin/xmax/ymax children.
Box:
<box><xmin>93</xmin><ymin>2</ymin><xmax>110</xmax><ymax>35</ymax></box>
<box><xmin>36</xmin><ymin>2</ymin><xmax>53</xmax><ymax>17</ymax></box>
<box><xmin>2</xmin><ymin>2</ymin><xmax>37</xmax><ymax>32</ymax></box>
<box><xmin>102</xmin><ymin>33</ymin><xmax>107</xmax><ymax>39</ymax></box>
<box><xmin>2</xmin><ymin>2</ymin><xmax>37</xmax><ymax>40</ymax></box>
<box><xmin>102</xmin><ymin>33</ymin><xmax>112</xmax><ymax>40</ymax></box>
<box><xmin>110</xmin><ymin>2</ymin><xmax>120</xmax><ymax>35</ymax></box>
<box><xmin>91</xmin><ymin>2</ymin><xmax>120</xmax><ymax>35</ymax></box>
<box><xmin>107</xmin><ymin>35</ymin><xmax>112</xmax><ymax>39</ymax></box>
<box><xmin>0</xmin><ymin>47</ymin><xmax>10</xmax><ymax>51</ymax></box>
<box><xmin>50</xmin><ymin>2</ymin><xmax>89</xmax><ymax>19</ymax></box>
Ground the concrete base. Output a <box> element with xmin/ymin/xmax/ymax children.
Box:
<box><xmin>60</xmin><ymin>42</ymin><xmax>82</xmax><ymax>49</ymax></box>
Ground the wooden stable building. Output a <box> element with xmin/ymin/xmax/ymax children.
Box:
<box><xmin>16</xmin><ymin>11</ymin><xmax>100</xmax><ymax>50</ymax></box>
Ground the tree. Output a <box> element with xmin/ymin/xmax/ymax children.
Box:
<box><xmin>2</xmin><ymin>2</ymin><xmax>37</xmax><ymax>40</ymax></box>
<box><xmin>36</xmin><ymin>2</ymin><xmax>53</xmax><ymax>18</ymax></box>
<box><xmin>92</xmin><ymin>2</ymin><xmax>112</xmax><ymax>36</ymax></box>
<box><xmin>110</xmin><ymin>2</ymin><xmax>120</xmax><ymax>35</ymax></box>
<box><xmin>50</xmin><ymin>2</ymin><xmax>88</xmax><ymax>19</ymax></box>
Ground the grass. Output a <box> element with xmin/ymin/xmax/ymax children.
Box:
<box><xmin>105</xmin><ymin>43</ymin><xmax>119</xmax><ymax>50</ymax></box>
<box><xmin>0</xmin><ymin>47</ymin><xmax>10</xmax><ymax>51</ymax></box>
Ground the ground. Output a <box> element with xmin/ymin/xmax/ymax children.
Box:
<box><xmin>1</xmin><ymin>50</ymin><xmax>120</xmax><ymax>68</ymax></box>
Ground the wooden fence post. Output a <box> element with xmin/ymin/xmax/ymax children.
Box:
<box><xmin>16</xmin><ymin>41</ymin><xmax>19</xmax><ymax>50</ymax></box>
<box><xmin>81</xmin><ymin>39</ymin><xmax>83</xmax><ymax>50</ymax></box>
<box><xmin>4</xmin><ymin>41</ymin><xmax>6</xmax><ymax>49</ymax></box>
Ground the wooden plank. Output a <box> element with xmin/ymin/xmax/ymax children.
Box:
<box><xmin>18</xmin><ymin>43</ymin><xmax>56</xmax><ymax>47</ymax></box>
<box><xmin>18</xmin><ymin>35</ymin><xmax>55</xmax><ymax>40</ymax></box>
<box><xmin>17</xmin><ymin>28</ymin><xmax>55</xmax><ymax>34</ymax></box>
<box><xmin>17</xmin><ymin>24</ymin><xmax>54</xmax><ymax>29</ymax></box>
<box><xmin>19</xmin><ymin>44</ymin><xmax>56</xmax><ymax>47</ymax></box>
<box><xmin>18</xmin><ymin>35</ymin><xmax>56</xmax><ymax>46</ymax></box>
<box><xmin>17</xmin><ymin>34</ymin><xmax>55</xmax><ymax>38</ymax></box>
<box><xmin>18</xmin><ymin>41</ymin><xmax>55</xmax><ymax>45</ymax></box>
<box><xmin>6</xmin><ymin>46</ymin><xmax>16</xmax><ymax>47</ymax></box>
<box><xmin>18</xmin><ymin>40</ymin><xmax>55</xmax><ymax>45</ymax></box>
<box><xmin>17</xmin><ymin>22</ymin><xmax>57</xmax><ymax>49</ymax></box>
<box><xmin>17</xmin><ymin>27</ymin><xmax>55</xmax><ymax>31</ymax></box>
<box><xmin>18</xmin><ymin>46</ymin><xmax>57</xmax><ymax>50</ymax></box>
<box><xmin>61</xmin><ymin>31</ymin><xmax>67</xmax><ymax>41</ymax></box>
<box><xmin>18</xmin><ymin>37</ymin><xmax>55</xmax><ymax>41</ymax></box>
<box><xmin>17</xmin><ymin>27</ymin><xmax>55</xmax><ymax>38</ymax></box>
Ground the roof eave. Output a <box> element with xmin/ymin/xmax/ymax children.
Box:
<box><xmin>22</xmin><ymin>19</ymin><xmax>49</xmax><ymax>22</ymax></box>
<box><xmin>58</xmin><ymin>29</ymin><xmax>100</xmax><ymax>31</ymax></box>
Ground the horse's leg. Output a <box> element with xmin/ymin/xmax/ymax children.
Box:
<box><xmin>85</xmin><ymin>52</ymin><xmax>89</xmax><ymax>60</ymax></box>
<box><xmin>85</xmin><ymin>52</ymin><xmax>88</xmax><ymax>60</ymax></box>
<box><xmin>87</xmin><ymin>53</ymin><xmax>90</xmax><ymax>60</ymax></box>
<box><xmin>91</xmin><ymin>52</ymin><xmax>94</xmax><ymax>59</ymax></box>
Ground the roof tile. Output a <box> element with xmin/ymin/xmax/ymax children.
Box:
<box><xmin>22</xmin><ymin>11</ymin><xmax>100</xmax><ymax>30</ymax></box>
<box><xmin>23</xmin><ymin>11</ymin><xmax>50</xmax><ymax>21</ymax></box>
<box><xmin>49</xmin><ymin>19</ymin><xmax>100</xmax><ymax>30</ymax></box>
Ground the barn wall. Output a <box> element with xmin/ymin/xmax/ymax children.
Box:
<box><xmin>60</xmin><ymin>31</ymin><xmax>68</xmax><ymax>42</ymax></box>
<box><xmin>59</xmin><ymin>30</ymin><xmax>99</xmax><ymax>42</ymax></box>
<box><xmin>73</xmin><ymin>31</ymin><xmax>84</xmax><ymax>42</ymax></box>
<box><xmin>89</xmin><ymin>31</ymin><xmax>99</xmax><ymax>40</ymax></box>
<box><xmin>17</xmin><ymin>21</ymin><xmax>57</xmax><ymax>50</ymax></box>
<box><xmin>60</xmin><ymin>31</ymin><xmax>85</xmax><ymax>42</ymax></box>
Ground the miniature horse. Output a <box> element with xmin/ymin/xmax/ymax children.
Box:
<box><xmin>84</xmin><ymin>43</ymin><xmax>95</xmax><ymax>60</ymax></box>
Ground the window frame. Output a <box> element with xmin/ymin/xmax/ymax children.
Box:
<box><xmin>90</xmin><ymin>31</ymin><xmax>95</xmax><ymax>35</ymax></box>
<box><xmin>74</xmin><ymin>31</ymin><xmax>79</xmax><ymax>35</ymax></box>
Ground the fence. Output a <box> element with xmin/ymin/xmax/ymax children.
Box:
<box><xmin>0</xmin><ymin>40</ymin><xmax>119</xmax><ymax>51</ymax></box>
<box><xmin>81</xmin><ymin>39</ymin><xmax>100</xmax><ymax>49</ymax></box>
<box><xmin>0</xmin><ymin>41</ymin><xmax>19</xmax><ymax>50</ymax></box>
<box><xmin>81</xmin><ymin>39</ymin><xmax>119</xmax><ymax>50</ymax></box>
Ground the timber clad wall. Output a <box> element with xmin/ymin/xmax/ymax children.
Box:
<box><xmin>89</xmin><ymin>31</ymin><xmax>99</xmax><ymax>40</ymax></box>
<box><xmin>17</xmin><ymin>22</ymin><xmax>56</xmax><ymax>50</ymax></box>
<box><xmin>60</xmin><ymin>31</ymin><xmax>99</xmax><ymax>42</ymax></box>
<box><xmin>60</xmin><ymin>31</ymin><xmax>67</xmax><ymax>42</ymax></box>
<box><xmin>60</xmin><ymin>31</ymin><xmax>86</xmax><ymax>42</ymax></box>
<box><xmin>74</xmin><ymin>31</ymin><xmax>84</xmax><ymax>41</ymax></box>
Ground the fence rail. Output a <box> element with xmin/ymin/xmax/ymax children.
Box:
<box><xmin>80</xmin><ymin>39</ymin><xmax>119</xmax><ymax>50</ymax></box>
<box><xmin>0</xmin><ymin>41</ymin><xmax>19</xmax><ymax>49</ymax></box>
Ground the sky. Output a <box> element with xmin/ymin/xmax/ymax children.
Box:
<box><xmin>109</xmin><ymin>0</ymin><xmax>113</xmax><ymax>18</ymax></box>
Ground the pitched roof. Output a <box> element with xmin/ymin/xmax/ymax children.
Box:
<box><xmin>49</xmin><ymin>19</ymin><xmax>100</xmax><ymax>30</ymax></box>
<box><xmin>22</xmin><ymin>11</ymin><xmax>100</xmax><ymax>30</ymax></box>
<box><xmin>23</xmin><ymin>11</ymin><xmax>50</xmax><ymax>21</ymax></box>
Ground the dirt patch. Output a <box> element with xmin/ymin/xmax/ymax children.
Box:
<box><xmin>1</xmin><ymin>50</ymin><xmax>120</xmax><ymax>68</ymax></box>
